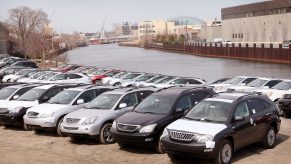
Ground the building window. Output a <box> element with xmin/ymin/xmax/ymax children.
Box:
<box><xmin>241</xmin><ymin>33</ymin><xmax>243</xmax><ymax>38</ymax></box>
<box><xmin>279</xmin><ymin>21</ymin><xmax>281</xmax><ymax>24</ymax></box>
<box><xmin>233</xmin><ymin>34</ymin><xmax>235</xmax><ymax>38</ymax></box>
<box><xmin>235</xmin><ymin>34</ymin><xmax>237</xmax><ymax>38</ymax></box>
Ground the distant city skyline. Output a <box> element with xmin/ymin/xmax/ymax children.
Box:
<box><xmin>0</xmin><ymin>0</ymin><xmax>268</xmax><ymax>33</ymax></box>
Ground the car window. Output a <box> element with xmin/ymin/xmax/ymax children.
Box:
<box><xmin>13</xmin><ymin>87</ymin><xmax>34</xmax><ymax>98</ymax></box>
<box><xmin>190</xmin><ymin>91</ymin><xmax>210</xmax><ymax>105</ymax></box>
<box><xmin>265</xmin><ymin>80</ymin><xmax>281</xmax><ymax>88</ymax></box>
<box><xmin>136</xmin><ymin>90</ymin><xmax>154</xmax><ymax>102</ymax></box>
<box><xmin>51</xmin><ymin>74</ymin><xmax>66</xmax><ymax>81</ymax></box>
<box><xmin>234</xmin><ymin>102</ymin><xmax>250</xmax><ymax>117</ymax></box>
<box><xmin>242</xmin><ymin>78</ymin><xmax>256</xmax><ymax>85</ymax></box>
<box><xmin>170</xmin><ymin>79</ymin><xmax>186</xmax><ymax>84</ymax></box>
<box><xmin>76</xmin><ymin>90</ymin><xmax>96</xmax><ymax>104</ymax></box>
<box><xmin>119</xmin><ymin>92</ymin><xmax>138</xmax><ymax>108</ymax></box>
<box><xmin>186</xmin><ymin>79</ymin><xmax>203</xmax><ymax>84</ymax></box>
<box><xmin>175</xmin><ymin>95</ymin><xmax>191</xmax><ymax>111</ymax></box>
<box><xmin>248</xmin><ymin>99</ymin><xmax>267</xmax><ymax>114</ymax></box>
<box><xmin>44</xmin><ymin>88</ymin><xmax>62</xmax><ymax>100</ymax></box>
<box><xmin>68</xmin><ymin>74</ymin><xmax>82</xmax><ymax>79</ymax></box>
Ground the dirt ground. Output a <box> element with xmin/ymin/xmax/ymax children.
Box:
<box><xmin>0</xmin><ymin>118</ymin><xmax>290</xmax><ymax>164</ymax></box>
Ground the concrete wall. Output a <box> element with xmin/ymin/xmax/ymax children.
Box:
<box><xmin>222</xmin><ymin>13</ymin><xmax>291</xmax><ymax>43</ymax></box>
<box><xmin>199</xmin><ymin>25</ymin><xmax>222</xmax><ymax>42</ymax></box>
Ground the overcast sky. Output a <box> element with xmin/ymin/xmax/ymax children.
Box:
<box><xmin>0</xmin><ymin>0</ymin><xmax>267</xmax><ymax>33</ymax></box>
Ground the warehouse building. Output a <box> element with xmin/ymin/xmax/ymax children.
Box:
<box><xmin>222</xmin><ymin>0</ymin><xmax>291</xmax><ymax>43</ymax></box>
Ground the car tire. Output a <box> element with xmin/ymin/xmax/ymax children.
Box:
<box><xmin>262</xmin><ymin>126</ymin><xmax>276</xmax><ymax>149</ymax></box>
<box><xmin>214</xmin><ymin>140</ymin><xmax>233</xmax><ymax>164</ymax></box>
<box><xmin>56</xmin><ymin>116</ymin><xmax>65</xmax><ymax>136</ymax></box>
<box><xmin>167</xmin><ymin>153</ymin><xmax>181</xmax><ymax>162</ymax></box>
<box><xmin>99</xmin><ymin>123</ymin><xmax>115</xmax><ymax>144</ymax></box>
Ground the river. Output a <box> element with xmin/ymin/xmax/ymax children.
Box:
<box><xmin>67</xmin><ymin>44</ymin><xmax>291</xmax><ymax>81</ymax></box>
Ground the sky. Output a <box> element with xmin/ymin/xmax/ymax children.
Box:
<box><xmin>0</xmin><ymin>0</ymin><xmax>268</xmax><ymax>33</ymax></box>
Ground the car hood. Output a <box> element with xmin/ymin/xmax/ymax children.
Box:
<box><xmin>0</xmin><ymin>100</ymin><xmax>39</xmax><ymax>109</ymax></box>
<box><xmin>65</xmin><ymin>108</ymin><xmax>113</xmax><ymax>119</ymax></box>
<box><xmin>116</xmin><ymin>112</ymin><xmax>167</xmax><ymax>126</ymax></box>
<box><xmin>166</xmin><ymin>119</ymin><xmax>227</xmax><ymax>136</ymax></box>
<box><xmin>27</xmin><ymin>103</ymin><xmax>68</xmax><ymax>114</ymax></box>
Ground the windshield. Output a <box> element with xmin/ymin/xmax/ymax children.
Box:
<box><xmin>272</xmin><ymin>81</ymin><xmax>291</xmax><ymax>90</ymax></box>
<box><xmin>113</xmin><ymin>72</ymin><xmax>127</xmax><ymax>78</ymax></box>
<box><xmin>48</xmin><ymin>90</ymin><xmax>80</xmax><ymax>105</ymax></box>
<box><xmin>0</xmin><ymin>87</ymin><xmax>17</xmax><ymax>100</ymax></box>
<box><xmin>156</xmin><ymin>77</ymin><xmax>175</xmax><ymax>84</ymax></box>
<box><xmin>146</xmin><ymin>76</ymin><xmax>163</xmax><ymax>83</ymax></box>
<box><xmin>225</xmin><ymin>77</ymin><xmax>244</xmax><ymax>85</ymax></box>
<box><xmin>185</xmin><ymin>99</ymin><xmax>233</xmax><ymax>123</ymax></box>
<box><xmin>22</xmin><ymin>71</ymin><xmax>38</xmax><ymax>78</ymax></box>
<box><xmin>16</xmin><ymin>69</ymin><xmax>31</xmax><ymax>76</ymax></box>
<box><xmin>135</xmin><ymin>95</ymin><xmax>177</xmax><ymax>114</ymax></box>
<box><xmin>17</xmin><ymin>89</ymin><xmax>46</xmax><ymax>101</ymax></box>
<box><xmin>93</xmin><ymin>69</ymin><xmax>108</xmax><ymax>75</ymax></box>
<box><xmin>87</xmin><ymin>68</ymin><xmax>99</xmax><ymax>74</ymax></box>
<box><xmin>40</xmin><ymin>72</ymin><xmax>58</xmax><ymax>80</ymax></box>
<box><xmin>122</xmin><ymin>74</ymin><xmax>141</xmax><ymax>80</ymax></box>
<box><xmin>86</xmin><ymin>94</ymin><xmax>122</xmax><ymax>109</ymax></box>
<box><xmin>247</xmin><ymin>79</ymin><xmax>267</xmax><ymax>87</ymax></box>
<box><xmin>30</xmin><ymin>72</ymin><xmax>46</xmax><ymax>79</ymax></box>
<box><xmin>105</xmin><ymin>71</ymin><xmax>119</xmax><ymax>77</ymax></box>
<box><xmin>135</xmin><ymin>75</ymin><xmax>154</xmax><ymax>82</ymax></box>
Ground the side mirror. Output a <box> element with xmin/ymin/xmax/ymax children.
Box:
<box><xmin>76</xmin><ymin>99</ymin><xmax>85</xmax><ymax>105</ymax></box>
<box><xmin>263</xmin><ymin>86</ymin><xmax>269</xmax><ymax>89</ymax></box>
<box><xmin>119</xmin><ymin>103</ymin><xmax>127</xmax><ymax>109</ymax></box>
<box><xmin>12</xmin><ymin>95</ymin><xmax>20</xmax><ymax>100</ymax></box>
<box><xmin>234</xmin><ymin>116</ymin><xmax>245</xmax><ymax>122</ymax></box>
<box><xmin>175</xmin><ymin>108</ymin><xmax>184</xmax><ymax>114</ymax></box>
<box><xmin>241</xmin><ymin>83</ymin><xmax>246</xmax><ymax>86</ymax></box>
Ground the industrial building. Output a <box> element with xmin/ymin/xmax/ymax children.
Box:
<box><xmin>222</xmin><ymin>0</ymin><xmax>291</xmax><ymax>43</ymax></box>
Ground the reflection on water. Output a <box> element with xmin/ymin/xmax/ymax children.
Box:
<box><xmin>67</xmin><ymin>44</ymin><xmax>291</xmax><ymax>81</ymax></box>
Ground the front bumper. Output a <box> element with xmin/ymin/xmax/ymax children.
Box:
<box><xmin>161</xmin><ymin>137</ymin><xmax>218</xmax><ymax>159</ymax></box>
<box><xmin>23</xmin><ymin>115</ymin><xmax>57</xmax><ymax>128</ymax></box>
<box><xmin>0</xmin><ymin>113</ymin><xmax>23</xmax><ymax>126</ymax></box>
<box><xmin>111</xmin><ymin>128</ymin><xmax>158</xmax><ymax>146</ymax></box>
<box><xmin>60</xmin><ymin>122</ymin><xmax>101</xmax><ymax>137</ymax></box>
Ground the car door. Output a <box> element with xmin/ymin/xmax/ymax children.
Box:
<box><xmin>247</xmin><ymin>98</ymin><xmax>271</xmax><ymax>141</ymax></box>
<box><xmin>66</xmin><ymin>74</ymin><xmax>82</xmax><ymax>83</ymax></box>
<box><xmin>233</xmin><ymin>101</ymin><xmax>258</xmax><ymax>149</ymax></box>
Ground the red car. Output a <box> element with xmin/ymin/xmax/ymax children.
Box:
<box><xmin>91</xmin><ymin>70</ymin><xmax>122</xmax><ymax>84</ymax></box>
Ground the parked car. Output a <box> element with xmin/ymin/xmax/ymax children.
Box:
<box><xmin>111</xmin><ymin>86</ymin><xmax>215</xmax><ymax>153</ymax></box>
<box><xmin>61</xmin><ymin>87</ymin><xmax>157</xmax><ymax>143</ymax></box>
<box><xmin>8</xmin><ymin>60</ymin><xmax>38</xmax><ymax>68</ymax></box>
<box><xmin>59</xmin><ymin>65</ymin><xmax>81</xmax><ymax>73</ymax></box>
<box><xmin>87</xmin><ymin>68</ymin><xmax>110</xmax><ymax>77</ymax></box>
<box><xmin>23</xmin><ymin>71</ymin><xmax>55</xmax><ymax>83</ymax></box>
<box><xmin>91</xmin><ymin>70</ymin><xmax>122</xmax><ymax>84</ymax></box>
<box><xmin>154</xmin><ymin>77</ymin><xmax>206</xmax><ymax>88</ymax></box>
<box><xmin>121</xmin><ymin>74</ymin><xmax>157</xmax><ymax>87</ymax></box>
<box><xmin>207</xmin><ymin>78</ymin><xmax>231</xmax><ymax>85</ymax></box>
<box><xmin>161</xmin><ymin>92</ymin><xmax>281</xmax><ymax>164</ymax></box>
<box><xmin>0</xmin><ymin>84</ymin><xmax>80</xmax><ymax>130</ymax></box>
<box><xmin>107</xmin><ymin>72</ymin><xmax>144</xmax><ymax>86</ymax></box>
<box><xmin>17</xmin><ymin>71</ymin><xmax>52</xmax><ymax>83</ymax></box>
<box><xmin>278</xmin><ymin>93</ymin><xmax>291</xmax><ymax>118</ymax></box>
<box><xmin>24</xmin><ymin>85</ymin><xmax>114</xmax><ymax>135</ymax></box>
<box><xmin>0</xmin><ymin>82</ymin><xmax>25</xmax><ymax>90</ymax></box>
<box><xmin>282</xmin><ymin>40</ymin><xmax>291</xmax><ymax>48</ymax></box>
<box><xmin>227</xmin><ymin>77</ymin><xmax>282</xmax><ymax>92</ymax></box>
<box><xmin>0</xmin><ymin>57</ymin><xmax>21</xmax><ymax>64</ymax></box>
<box><xmin>0</xmin><ymin>57</ymin><xmax>25</xmax><ymax>69</ymax></box>
<box><xmin>143</xmin><ymin>76</ymin><xmax>177</xmax><ymax>87</ymax></box>
<box><xmin>210</xmin><ymin>76</ymin><xmax>257</xmax><ymax>93</ymax></box>
<box><xmin>41</xmin><ymin>73</ymin><xmax>91</xmax><ymax>84</ymax></box>
<box><xmin>255</xmin><ymin>80</ymin><xmax>291</xmax><ymax>102</ymax></box>
<box><xmin>0</xmin><ymin>66</ymin><xmax>26</xmax><ymax>81</ymax></box>
<box><xmin>3</xmin><ymin>69</ymin><xmax>38</xmax><ymax>82</ymax></box>
<box><xmin>101</xmin><ymin>71</ymin><xmax>128</xmax><ymax>85</ymax></box>
<box><xmin>134</xmin><ymin>75</ymin><xmax>166</xmax><ymax>87</ymax></box>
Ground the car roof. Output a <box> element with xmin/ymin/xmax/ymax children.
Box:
<box><xmin>104</xmin><ymin>87</ymin><xmax>158</xmax><ymax>95</ymax></box>
<box><xmin>6</xmin><ymin>83</ymin><xmax>42</xmax><ymax>89</ymax></box>
<box><xmin>210</xmin><ymin>92</ymin><xmax>263</xmax><ymax>102</ymax></box>
<box><xmin>152</xmin><ymin>86</ymin><xmax>212</xmax><ymax>96</ymax></box>
<box><xmin>66</xmin><ymin>85</ymin><xmax>115</xmax><ymax>91</ymax></box>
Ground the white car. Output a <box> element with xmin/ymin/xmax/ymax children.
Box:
<box><xmin>41</xmin><ymin>73</ymin><xmax>92</xmax><ymax>84</ymax></box>
<box><xmin>255</xmin><ymin>80</ymin><xmax>291</xmax><ymax>101</ymax></box>
<box><xmin>227</xmin><ymin>78</ymin><xmax>282</xmax><ymax>92</ymax></box>
<box><xmin>141</xmin><ymin>76</ymin><xmax>176</xmax><ymax>87</ymax></box>
<box><xmin>210</xmin><ymin>76</ymin><xmax>257</xmax><ymax>93</ymax></box>
<box><xmin>101</xmin><ymin>72</ymin><xmax>128</xmax><ymax>85</ymax></box>
<box><xmin>154</xmin><ymin>77</ymin><xmax>206</xmax><ymax>88</ymax></box>
<box><xmin>24</xmin><ymin>85</ymin><xmax>114</xmax><ymax>135</ymax></box>
<box><xmin>121</xmin><ymin>74</ymin><xmax>157</xmax><ymax>87</ymax></box>
<box><xmin>17</xmin><ymin>71</ymin><xmax>52</xmax><ymax>83</ymax></box>
<box><xmin>108</xmin><ymin>73</ymin><xmax>144</xmax><ymax>86</ymax></box>
<box><xmin>2</xmin><ymin>68</ymin><xmax>37</xmax><ymax>82</ymax></box>
<box><xmin>134</xmin><ymin>75</ymin><xmax>165</xmax><ymax>87</ymax></box>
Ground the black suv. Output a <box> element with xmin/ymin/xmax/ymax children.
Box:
<box><xmin>161</xmin><ymin>92</ymin><xmax>281</xmax><ymax>164</ymax></box>
<box><xmin>111</xmin><ymin>86</ymin><xmax>215</xmax><ymax>153</ymax></box>
<box><xmin>0</xmin><ymin>84</ymin><xmax>82</xmax><ymax>130</ymax></box>
<box><xmin>9</xmin><ymin>61</ymin><xmax>38</xmax><ymax>68</ymax></box>
<box><xmin>278</xmin><ymin>94</ymin><xmax>291</xmax><ymax>118</ymax></box>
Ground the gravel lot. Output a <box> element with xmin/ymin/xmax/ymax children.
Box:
<box><xmin>0</xmin><ymin>118</ymin><xmax>290</xmax><ymax>164</ymax></box>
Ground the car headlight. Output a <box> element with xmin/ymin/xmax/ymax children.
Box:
<box><xmin>214</xmin><ymin>86</ymin><xmax>223</xmax><ymax>92</ymax></box>
<box><xmin>266</xmin><ymin>92</ymin><xmax>273</xmax><ymax>97</ymax></box>
<box><xmin>197</xmin><ymin>134</ymin><xmax>214</xmax><ymax>144</ymax></box>
<box><xmin>39</xmin><ymin>112</ymin><xmax>55</xmax><ymax>118</ymax></box>
<box><xmin>9</xmin><ymin>106</ymin><xmax>23</xmax><ymax>113</ymax></box>
<box><xmin>112</xmin><ymin>120</ymin><xmax>117</xmax><ymax>129</ymax></box>
<box><xmin>160</xmin><ymin>128</ymin><xmax>169</xmax><ymax>139</ymax></box>
<box><xmin>82</xmin><ymin>117</ymin><xmax>98</xmax><ymax>125</ymax></box>
<box><xmin>139</xmin><ymin>124</ymin><xmax>157</xmax><ymax>133</ymax></box>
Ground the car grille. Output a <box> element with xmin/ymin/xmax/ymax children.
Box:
<box><xmin>66</xmin><ymin>118</ymin><xmax>81</xmax><ymax>124</ymax></box>
<box><xmin>117</xmin><ymin>123</ymin><xmax>140</xmax><ymax>132</ymax></box>
<box><xmin>170</xmin><ymin>130</ymin><xmax>198</xmax><ymax>142</ymax></box>
<box><xmin>0</xmin><ymin>108</ymin><xmax>8</xmax><ymax>114</ymax></box>
<box><xmin>27</xmin><ymin>112</ymin><xmax>39</xmax><ymax>118</ymax></box>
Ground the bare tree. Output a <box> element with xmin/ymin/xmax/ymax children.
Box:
<box><xmin>7</xmin><ymin>6</ymin><xmax>48</xmax><ymax>58</ymax></box>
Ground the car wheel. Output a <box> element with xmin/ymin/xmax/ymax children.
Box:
<box><xmin>262</xmin><ymin>126</ymin><xmax>276</xmax><ymax>149</ymax></box>
<box><xmin>215</xmin><ymin>140</ymin><xmax>233</xmax><ymax>164</ymax></box>
<box><xmin>56</xmin><ymin>116</ymin><xmax>65</xmax><ymax>136</ymax></box>
<box><xmin>113</xmin><ymin>82</ymin><xmax>121</xmax><ymax>86</ymax></box>
<box><xmin>167</xmin><ymin>153</ymin><xmax>181</xmax><ymax>162</ymax></box>
<box><xmin>99</xmin><ymin>123</ymin><xmax>115</xmax><ymax>144</ymax></box>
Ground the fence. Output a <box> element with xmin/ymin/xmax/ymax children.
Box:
<box><xmin>145</xmin><ymin>43</ymin><xmax>291</xmax><ymax>64</ymax></box>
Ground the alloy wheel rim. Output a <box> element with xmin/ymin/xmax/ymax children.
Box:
<box><xmin>267</xmin><ymin>129</ymin><xmax>275</xmax><ymax>146</ymax></box>
<box><xmin>221</xmin><ymin>144</ymin><xmax>232</xmax><ymax>163</ymax></box>
<box><xmin>103</xmin><ymin>126</ymin><xmax>113</xmax><ymax>143</ymax></box>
